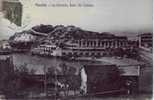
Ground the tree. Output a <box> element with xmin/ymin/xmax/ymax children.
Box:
<box><xmin>58</xmin><ymin>63</ymin><xmax>79</xmax><ymax>97</ymax></box>
<box><xmin>6</xmin><ymin>64</ymin><xmax>37</xmax><ymax>98</ymax></box>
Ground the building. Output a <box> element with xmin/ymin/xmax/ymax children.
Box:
<box><xmin>61</xmin><ymin>34</ymin><xmax>128</xmax><ymax>57</ymax></box>
<box><xmin>31</xmin><ymin>44</ymin><xmax>61</xmax><ymax>56</ymax></box>
<box><xmin>80</xmin><ymin>64</ymin><xmax>141</xmax><ymax>95</ymax></box>
<box><xmin>9</xmin><ymin>32</ymin><xmax>35</xmax><ymax>52</ymax></box>
<box><xmin>31</xmin><ymin>33</ymin><xmax>129</xmax><ymax>57</ymax></box>
<box><xmin>138</xmin><ymin>33</ymin><xmax>152</xmax><ymax>48</ymax></box>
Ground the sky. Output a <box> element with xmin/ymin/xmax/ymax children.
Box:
<box><xmin>0</xmin><ymin>0</ymin><xmax>153</xmax><ymax>40</ymax></box>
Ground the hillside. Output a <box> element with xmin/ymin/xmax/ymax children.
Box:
<box><xmin>9</xmin><ymin>24</ymin><xmax>115</xmax><ymax>47</ymax></box>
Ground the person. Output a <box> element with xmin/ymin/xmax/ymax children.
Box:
<box><xmin>80</xmin><ymin>67</ymin><xmax>87</xmax><ymax>95</ymax></box>
<box><xmin>125</xmin><ymin>80</ymin><xmax>133</xmax><ymax>95</ymax></box>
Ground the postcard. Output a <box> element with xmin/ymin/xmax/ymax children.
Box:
<box><xmin>0</xmin><ymin>0</ymin><xmax>152</xmax><ymax>99</ymax></box>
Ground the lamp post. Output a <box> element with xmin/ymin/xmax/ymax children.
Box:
<box><xmin>54</xmin><ymin>67</ymin><xmax>58</xmax><ymax>100</ymax></box>
<box><xmin>43</xmin><ymin>65</ymin><xmax>47</xmax><ymax>97</ymax></box>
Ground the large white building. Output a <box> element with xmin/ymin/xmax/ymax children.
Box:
<box><xmin>31</xmin><ymin>33</ymin><xmax>129</xmax><ymax>57</ymax></box>
<box><xmin>61</xmin><ymin>34</ymin><xmax>128</xmax><ymax>57</ymax></box>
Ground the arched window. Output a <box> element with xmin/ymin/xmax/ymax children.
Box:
<box><xmin>79</xmin><ymin>52</ymin><xmax>83</xmax><ymax>56</ymax></box>
<box><xmin>91</xmin><ymin>52</ymin><xmax>95</xmax><ymax>56</ymax></box>
<box><xmin>87</xmin><ymin>41</ymin><xmax>90</xmax><ymax>47</ymax></box>
<box><xmin>101</xmin><ymin>41</ymin><xmax>104</xmax><ymax>47</ymax></box>
<box><xmin>98</xmin><ymin>41</ymin><xmax>101</xmax><ymax>47</ymax></box>
<box><xmin>97</xmin><ymin>53</ymin><xmax>101</xmax><ymax>56</ymax></box>
<box><xmin>94</xmin><ymin>41</ymin><xmax>96</xmax><ymax>47</ymax></box>
<box><xmin>83</xmin><ymin>41</ymin><xmax>86</xmax><ymax>46</ymax></box>
<box><xmin>120</xmin><ymin>42</ymin><xmax>123</xmax><ymax>46</ymax></box>
<box><xmin>90</xmin><ymin>41</ymin><xmax>93</xmax><ymax>47</ymax></box>
<box><xmin>85</xmin><ymin>52</ymin><xmax>89</xmax><ymax>56</ymax></box>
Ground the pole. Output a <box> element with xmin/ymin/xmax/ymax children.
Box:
<box><xmin>44</xmin><ymin>65</ymin><xmax>47</xmax><ymax>97</ymax></box>
<box><xmin>54</xmin><ymin>67</ymin><xmax>57</xmax><ymax>100</ymax></box>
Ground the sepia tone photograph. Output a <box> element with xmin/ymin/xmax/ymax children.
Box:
<box><xmin>0</xmin><ymin>0</ymin><xmax>153</xmax><ymax>100</ymax></box>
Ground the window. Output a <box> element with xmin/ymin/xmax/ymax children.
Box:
<box><xmin>85</xmin><ymin>52</ymin><xmax>89</xmax><ymax>56</ymax></box>
<box><xmin>68</xmin><ymin>52</ymin><xmax>73</xmax><ymax>56</ymax></box>
<box><xmin>94</xmin><ymin>41</ymin><xmax>96</xmax><ymax>47</ymax></box>
<box><xmin>101</xmin><ymin>41</ymin><xmax>104</xmax><ymax>47</ymax></box>
<box><xmin>62</xmin><ymin>52</ymin><xmax>66</xmax><ymax>56</ymax></box>
<box><xmin>79</xmin><ymin>52</ymin><xmax>83</xmax><ymax>56</ymax></box>
<box><xmin>87</xmin><ymin>41</ymin><xmax>90</xmax><ymax>47</ymax></box>
<box><xmin>91</xmin><ymin>53</ymin><xmax>95</xmax><ymax>56</ymax></box>
<box><xmin>97</xmin><ymin>53</ymin><xmax>100</xmax><ymax>56</ymax></box>
<box><xmin>98</xmin><ymin>41</ymin><xmax>101</xmax><ymax>47</ymax></box>
<box><xmin>73</xmin><ymin>52</ymin><xmax>78</xmax><ymax>56</ymax></box>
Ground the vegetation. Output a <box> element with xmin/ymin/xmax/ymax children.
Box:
<box><xmin>0</xmin><ymin>62</ymin><xmax>81</xmax><ymax>98</ymax></box>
